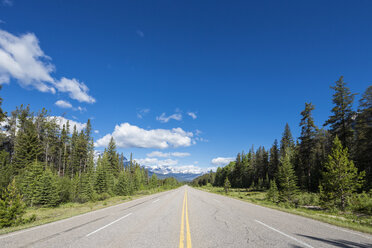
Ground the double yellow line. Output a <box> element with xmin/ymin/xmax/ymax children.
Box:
<box><xmin>179</xmin><ymin>188</ymin><xmax>192</xmax><ymax>248</ymax></box>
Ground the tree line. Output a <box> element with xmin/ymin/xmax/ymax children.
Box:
<box><xmin>0</xmin><ymin>89</ymin><xmax>180</xmax><ymax>228</ymax></box>
<box><xmin>193</xmin><ymin>77</ymin><xmax>371</xmax><ymax>211</ymax></box>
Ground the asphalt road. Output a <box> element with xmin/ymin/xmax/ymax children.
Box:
<box><xmin>0</xmin><ymin>185</ymin><xmax>371</xmax><ymax>248</ymax></box>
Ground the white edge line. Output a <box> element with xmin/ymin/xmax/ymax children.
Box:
<box><xmin>0</xmin><ymin>189</ymin><xmax>177</xmax><ymax>240</ymax></box>
<box><xmin>203</xmin><ymin>188</ymin><xmax>372</xmax><ymax>240</ymax></box>
<box><xmin>86</xmin><ymin>213</ymin><xmax>132</xmax><ymax>237</ymax></box>
<box><xmin>152</xmin><ymin>199</ymin><xmax>160</xmax><ymax>203</ymax></box>
<box><xmin>255</xmin><ymin>220</ymin><xmax>314</xmax><ymax>248</ymax></box>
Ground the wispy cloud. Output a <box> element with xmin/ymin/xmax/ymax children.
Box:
<box><xmin>146</xmin><ymin>151</ymin><xmax>191</xmax><ymax>158</ymax></box>
<box><xmin>187</xmin><ymin>112</ymin><xmax>197</xmax><ymax>119</ymax></box>
<box><xmin>0</xmin><ymin>29</ymin><xmax>95</xmax><ymax>103</ymax></box>
<box><xmin>156</xmin><ymin>112</ymin><xmax>182</xmax><ymax>123</ymax></box>
<box><xmin>95</xmin><ymin>123</ymin><xmax>194</xmax><ymax>149</ymax></box>
<box><xmin>137</xmin><ymin>108</ymin><xmax>150</xmax><ymax>119</ymax></box>
<box><xmin>136</xmin><ymin>30</ymin><xmax>144</xmax><ymax>38</ymax></box>
<box><xmin>2</xmin><ymin>0</ymin><xmax>13</xmax><ymax>6</ymax></box>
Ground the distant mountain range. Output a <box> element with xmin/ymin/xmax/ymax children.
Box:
<box><xmin>147</xmin><ymin>170</ymin><xmax>202</xmax><ymax>182</ymax></box>
<box><xmin>94</xmin><ymin>151</ymin><xmax>202</xmax><ymax>182</ymax></box>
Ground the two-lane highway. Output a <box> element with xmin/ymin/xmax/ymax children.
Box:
<box><xmin>0</xmin><ymin>186</ymin><xmax>371</xmax><ymax>247</ymax></box>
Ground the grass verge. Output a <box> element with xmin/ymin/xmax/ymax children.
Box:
<box><xmin>195</xmin><ymin>185</ymin><xmax>372</xmax><ymax>235</ymax></box>
<box><xmin>0</xmin><ymin>187</ymin><xmax>176</xmax><ymax>235</ymax></box>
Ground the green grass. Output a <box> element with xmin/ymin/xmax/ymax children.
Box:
<box><xmin>195</xmin><ymin>185</ymin><xmax>372</xmax><ymax>235</ymax></box>
<box><xmin>0</xmin><ymin>187</ymin><xmax>176</xmax><ymax>235</ymax></box>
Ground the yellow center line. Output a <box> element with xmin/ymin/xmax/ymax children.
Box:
<box><xmin>179</xmin><ymin>190</ymin><xmax>186</xmax><ymax>248</ymax></box>
<box><xmin>179</xmin><ymin>188</ymin><xmax>192</xmax><ymax>248</ymax></box>
<box><xmin>185</xmin><ymin>190</ymin><xmax>192</xmax><ymax>248</ymax></box>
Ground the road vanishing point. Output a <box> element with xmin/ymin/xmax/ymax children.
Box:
<box><xmin>0</xmin><ymin>185</ymin><xmax>371</xmax><ymax>248</ymax></box>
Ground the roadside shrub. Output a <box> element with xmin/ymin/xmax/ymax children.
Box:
<box><xmin>350</xmin><ymin>191</ymin><xmax>372</xmax><ymax>215</ymax></box>
<box><xmin>296</xmin><ymin>192</ymin><xmax>320</xmax><ymax>206</ymax></box>
<box><xmin>98</xmin><ymin>192</ymin><xmax>110</xmax><ymax>201</ymax></box>
<box><xmin>0</xmin><ymin>179</ymin><xmax>26</xmax><ymax>228</ymax></box>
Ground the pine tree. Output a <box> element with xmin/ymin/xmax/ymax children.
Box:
<box><xmin>12</xmin><ymin>120</ymin><xmax>42</xmax><ymax>174</ymax></box>
<box><xmin>277</xmin><ymin>148</ymin><xmax>298</xmax><ymax>203</ymax></box>
<box><xmin>354</xmin><ymin>86</ymin><xmax>372</xmax><ymax>189</ymax></box>
<box><xmin>280</xmin><ymin>123</ymin><xmax>294</xmax><ymax>158</ymax></box>
<box><xmin>150</xmin><ymin>174</ymin><xmax>158</xmax><ymax>189</ymax></box>
<box><xmin>0</xmin><ymin>179</ymin><xmax>26</xmax><ymax>228</ymax></box>
<box><xmin>36</xmin><ymin>169</ymin><xmax>60</xmax><ymax>207</ymax></box>
<box><xmin>224</xmin><ymin>177</ymin><xmax>231</xmax><ymax>193</ymax></box>
<box><xmin>107</xmin><ymin>137</ymin><xmax>119</xmax><ymax>177</ymax></box>
<box><xmin>324</xmin><ymin>76</ymin><xmax>356</xmax><ymax>151</ymax></box>
<box><xmin>268</xmin><ymin>139</ymin><xmax>279</xmax><ymax>180</ymax></box>
<box><xmin>0</xmin><ymin>151</ymin><xmax>12</xmax><ymax>190</ymax></box>
<box><xmin>319</xmin><ymin>136</ymin><xmax>365</xmax><ymax>210</ymax></box>
<box><xmin>23</xmin><ymin>160</ymin><xmax>44</xmax><ymax>206</ymax></box>
<box><xmin>116</xmin><ymin>171</ymin><xmax>131</xmax><ymax>196</ymax></box>
<box><xmin>298</xmin><ymin>102</ymin><xmax>317</xmax><ymax>191</ymax></box>
<box><xmin>267</xmin><ymin>180</ymin><xmax>279</xmax><ymax>203</ymax></box>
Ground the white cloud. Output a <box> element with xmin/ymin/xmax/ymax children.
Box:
<box><xmin>95</xmin><ymin>122</ymin><xmax>193</xmax><ymax>149</ymax></box>
<box><xmin>187</xmin><ymin>112</ymin><xmax>197</xmax><ymax>119</ymax></box>
<box><xmin>137</xmin><ymin>108</ymin><xmax>150</xmax><ymax>119</ymax></box>
<box><xmin>211</xmin><ymin>157</ymin><xmax>235</xmax><ymax>166</ymax></box>
<box><xmin>146</xmin><ymin>151</ymin><xmax>191</xmax><ymax>158</ymax></box>
<box><xmin>156</xmin><ymin>112</ymin><xmax>182</xmax><ymax>123</ymax></box>
<box><xmin>52</xmin><ymin>116</ymin><xmax>86</xmax><ymax>132</ymax></box>
<box><xmin>134</xmin><ymin>158</ymin><xmax>178</xmax><ymax>167</ymax></box>
<box><xmin>2</xmin><ymin>0</ymin><xmax>13</xmax><ymax>6</ymax></box>
<box><xmin>0</xmin><ymin>30</ymin><xmax>55</xmax><ymax>92</ymax></box>
<box><xmin>147</xmin><ymin>151</ymin><xmax>169</xmax><ymax>158</ymax></box>
<box><xmin>55</xmin><ymin>100</ymin><xmax>72</xmax><ymax>109</ymax></box>
<box><xmin>54</xmin><ymin>77</ymin><xmax>95</xmax><ymax>103</ymax></box>
<box><xmin>136</xmin><ymin>30</ymin><xmax>144</xmax><ymax>38</ymax></box>
<box><xmin>0</xmin><ymin>29</ymin><xmax>95</xmax><ymax>103</ymax></box>
<box><xmin>77</xmin><ymin>106</ymin><xmax>87</xmax><ymax>112</ymax></box>
<box><xmin>94</xmin><ymin>130</ymin><xmax>99</xmax><ymax>134</ymax></box>
<box><xmin>172</xmin><ymin>152</ymin><xmax>191</xmax><ymax>157</ymax></box>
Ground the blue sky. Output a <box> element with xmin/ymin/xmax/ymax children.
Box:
<box><xmin>0</xmin><ymin>0</ymin><xmax>371</xmax><ymax>173</ymax></box>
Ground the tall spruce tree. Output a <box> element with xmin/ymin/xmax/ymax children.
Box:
<box><xmin>277</xmin><ymin>148</ymin><xmax>298</xmax><ymax>203</ymax></box>
<box><xmin>324</xmin><ymin>76</ymin><xmax>356</xmax><ymax>151</ymax></box>
<box><xmin>280</xmin><ymin>123</ymin><xmax>294</xmax><ymax>158</ymax></box>
<box><xmin>319</xmin><ymin>136</ymin><xmax>365</xmax><ymax>210</ymax></box>
<box><xmin>107</xmin><ymin>137</ymin><xmax>119</xmax><ymax>177</ymax></box>
<box><xmin>268</xmin><ymin>139</ymin><xmax>279</xmax><ymax>180</ymax></box>
<box><xmin>12</xmin><ymin>120</ymin><xmax>42</xmax><ymax>174</ymax></box>
<box><xmin>354</xmin><ymin>86</ymin><xmax>372</xmax><ymax>189</ymax></box>
<box><xmin>0</xmin><ymin>179</ymin><xmax>26</xmax><ymax>228</ymax></box>
<box><xmin>298</xmin><ymin>102</ymin><xmax>317</xmax><ymax>191</ymax></box>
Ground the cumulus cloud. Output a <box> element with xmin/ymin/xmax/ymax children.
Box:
<box><xmin>55</xmin><ymin>100</ymin><xmax>72</xmax><ymax>109</ymax></box>
<box><xmin>52</xmin><ymin>116</ymin><xmax>86</xmax><ymax>132</ymax></box>
<box><xmin>0</xmin><ymin>29</ymin><xmax>95</xmax><ymax>103</ymax></box>
<box><xmin>211</xmin><ymin>157</ymin><xmax>235</xmax><ymax>166</ymax></box>
<box><xmin>95</xmin><ymin>122</ymin><xmax>193</xmax><ymax>149</ymax></box>
<box><xmin>0</xmin><ymin>30</ymin><xmax>55</xmax><ymax>92</ymax></box>
<box><xmin>156</xmin><ymin>112</ymin><xmax>182</xmax><ymax>123</ymax></box>
<box><xmin>54</xmin><ymin>77</ymin><xmax>95</xmax><ymax>103</ymax></box>
<box><xmin>94</xmin><ymin>130</ymin><xmax>99</xmax><ymax>134</ymax></box>
<box><xmin>187</xmin><ymin>112</ymin><xmax>197</xmax><ymax>119</ymax></box>
<box><xmin>146</xmin><ymin>151</ymin><xmax>191</xmax><ymax>158</ymax></box>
